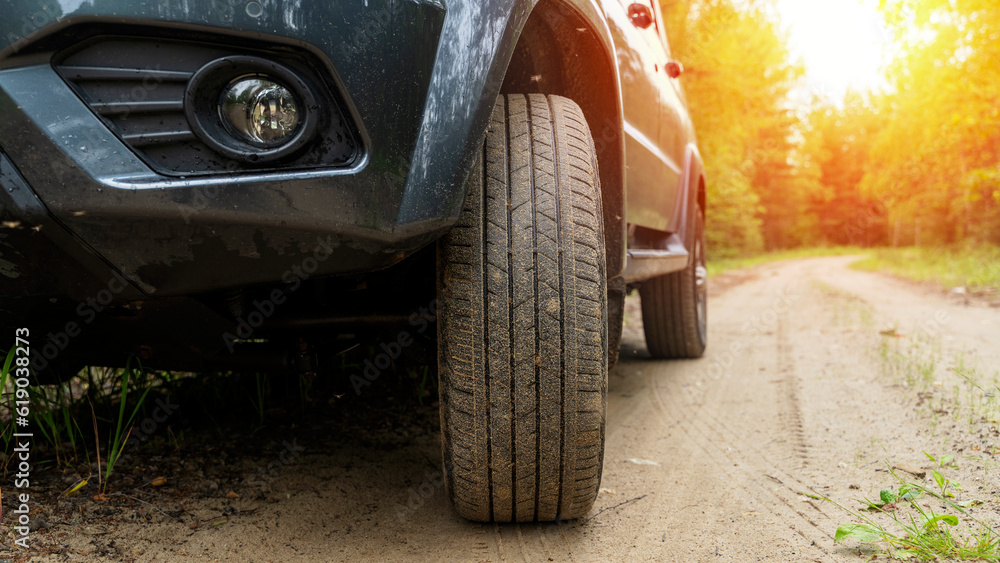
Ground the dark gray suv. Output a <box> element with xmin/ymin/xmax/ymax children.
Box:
<box><xmin>0</xmin><ymin>0</ymin><xmax>706</xmax><ymax>521</ymax></box>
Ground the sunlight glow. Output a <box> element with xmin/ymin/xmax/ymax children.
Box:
<box><xmin>776</xmin><ymin>0</ymin><xmax>889</xmax><ymax>102</ymax></box>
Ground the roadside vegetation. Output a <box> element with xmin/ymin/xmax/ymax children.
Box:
<box><xmin>877</xmin><ymin>329</ymin><xmax>1000</xmax><ymax>437</ymax></box>
<box><xmin>706</xmin><ymin>246</ymin><xmax>863</xmax><ymax>276</ymax></box>
<box><xmin>670</xmin><ymin>0</ymin><xmax>999</xmax><ymax>300</ymax></box>
<box><xmin>709</xmin><ymin>244</ymin><xmax>1000</xmax><ymax>300</ymax></box>
<box><xmin>812</xmin><ymin>278</ymin><xmax>999</xmax><ymax>437</ymax></box>
<box><xmin>812</xmin><ymin>466</ymin><xmax>1000</xmax><ymax>561</ymax></box>
<box><xmin>0</xmin><ymin>355</ymin><xmax>195</xmax><ymax>492</ymax></box>
<box><xmin>0</xmin><ymin>338</ymin><xmax>436</xmax><ymax>495</ymax></box>
<box><xmin>852</xmin><ymin>245</ymin><xmax>1000</xmax><ymax>294</ymax></box>
<box><xmin>665</xmin><ymin>0</ymin><xmax>1000</xmax><ymax>263</ymax></box>
<box><xmin>811</xmin><ymin>279</ymin><xmax>1000</xmax><ymax>561</ymax></box>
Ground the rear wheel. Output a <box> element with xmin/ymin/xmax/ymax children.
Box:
<box><xmin>437</xmin><ymin>93</ymin><xmax>608</xmax><ymax>522</ymax></box>
<box><xmin>639</xmin><ymin>205</ymin><xmax>707</xmax><ymax>359</ymax></box>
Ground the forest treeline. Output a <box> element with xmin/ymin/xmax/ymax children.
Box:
<box><xmin>662</xmin><ymin>0</ymin><xmax>1000</xmax><ymax>257</ymax></box>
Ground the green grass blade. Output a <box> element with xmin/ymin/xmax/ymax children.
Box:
<box><xmin>1</xmin><ymin>347</ymin><xmax>15</xmax><ymax>378</ymax></box>
<box><xmin>835</xmin><ymin>522</ymin><xmax>882</xmax><ymax>544</ymax></box>
<box><xmin>104</xmin><ymin>360</ymin><xmax>154</xmax><ymax>487</ymax></box>
<box><xmin>923</xmin><ymin>514</ymin><xmax>959</xmax><ymax>533</ymax></box>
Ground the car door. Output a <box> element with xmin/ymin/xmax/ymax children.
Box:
<box><xmin>650</xmin><ymin>0</ymin><xmax>695</xmax><ymax>233</ymax></box>
<box><xmin>608</xmin><ymin>0</ymin><xmax>684</xmax><ymax>232</ymax></box>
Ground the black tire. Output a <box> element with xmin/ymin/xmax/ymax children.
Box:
<box><xmin>639</xmin><ymin>205</ymin><xmax>707</xmax><ymax>359</ymax></box>
<box><xmin>437</xmin><ymin>94</ymin><xmax>608</xmax><ymax>522</ymax></box>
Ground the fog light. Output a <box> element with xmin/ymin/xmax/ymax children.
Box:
<box><xmin>185</xmin><ymin>56</ymin><xmax>321</xmax><ymax>163</ymax></box>
<box><xmin>220</xmin><ymin>77</ymin><xmax>301</xmax><ymax>148</ymax></box>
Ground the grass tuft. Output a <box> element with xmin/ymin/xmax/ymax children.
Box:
<box><xmin>103</xmin><ymin>357</ymin><xmax>152</xmax><ymax>490</ymax></box>
<box><xmin>813</xmin><ymin>467</ymin><xmax>1000</xmax><ymax>561</ymax></box>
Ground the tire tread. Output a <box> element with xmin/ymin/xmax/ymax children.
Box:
<box><xmin>438</xmin><ymin>94</ymin><xmax>607</xmax><ymax>522</ymax></box>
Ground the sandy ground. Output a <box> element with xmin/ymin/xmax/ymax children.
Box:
<box><xmin>3</xmin><ymin>255</ymin><xmax>999</xmax><ymax>562</ymax></box>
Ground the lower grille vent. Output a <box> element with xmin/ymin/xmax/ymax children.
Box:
<box><xmin>55</xmin><ymin>37</ymin><xmax>359</xmax><ymax>176</ymax></box>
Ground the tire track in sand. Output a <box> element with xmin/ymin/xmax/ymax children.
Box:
<box><xmin>640</xmin><ymin>275</ymin><xmax>847</xmax><ymax>560</ymax></box>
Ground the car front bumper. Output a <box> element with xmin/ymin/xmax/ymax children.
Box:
<box><xmin>0</xmin><ymin>0</ymin><xmax>529</xmax><ymax>299</ymax></box>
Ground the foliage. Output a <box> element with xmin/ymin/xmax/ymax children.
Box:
<box><xmin>663</xmin><ymin>0</ymin><xmax>1000</xmax><ymax>255</ymax></box>
<box><xmin>802</xmin><ymin>95</ymin><xmax>890</xmax><ymax>247</ymax></box>
<box><xmin>102</xmin><ymin>359</ymin><xmax>152</xmax><ymax>490</ymax></box>
<box><xmin>862</xmin><ymin>0</ymin><xmax>1000</xmax><ymax>246</ymax></box>
<box><xmin>813</xmin><ymin>468</ymin><xmax>1000</xmax><ymax>561</ymax></box>
<box><xmin>798</xmin><ymin>0</ymin><xmax>1000</xmax><ymax>249</ymax></box>
<box><xmin>0</xmin><ymin>347</ymin><xmax>15</xmax><ymax>463</ymax></box>
<box><xmin>925</xmin><ymin>451</ymin><xmax>958</xmax><ymax>469</ymax></box>
<box><xmin>662</xmin><ymin>0</ymin><xmax>803</xmax><ymax>257</ymax></box>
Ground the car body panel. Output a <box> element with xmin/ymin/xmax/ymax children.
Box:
<box><xmin>0</xmin><ymin>0</ymin><xmax>702</xmax><ymax>347</ymax></box>
<box><xmin>608</xmin><ymin>0</ymin><xmax>693</xmax><ymax>234</ymax></box>
<box><xmin>0</xmin><ymin>0</ymin><xmax>461</xmax><ymax>296</ymax></box>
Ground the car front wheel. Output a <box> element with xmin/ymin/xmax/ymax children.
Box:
<box><xmin>437</xmin><ymin>93</ymin><xmax>608</xmax><ymax>522</ymax></box>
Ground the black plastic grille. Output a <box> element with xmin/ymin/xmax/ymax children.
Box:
<box><xmin>54</xmin><ymin>37</ymin><xmax>359</xmax><ymax>176</ymax></box>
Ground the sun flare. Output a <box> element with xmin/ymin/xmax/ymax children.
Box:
<box><xmin>776</xmin><ymin>0</ymin><xmax>890</xmax><ymax>101</ymax></box>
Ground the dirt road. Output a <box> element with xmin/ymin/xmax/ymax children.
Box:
<box><xmin>13</xmin><ymin>256</ymin><xmax>1000</xmax><ymax>562</ymax></box>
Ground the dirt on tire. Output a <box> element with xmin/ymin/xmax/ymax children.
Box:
<box><xmin>437</xmin><ymin>93</ymin><xmax>608</xmax><ymax>523</ymax></box>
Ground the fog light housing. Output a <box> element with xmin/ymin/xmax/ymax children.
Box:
<box><xmin>185</xmin><ymin>56</ymin><xmax>319</xmax><ymax>163</ymax></box>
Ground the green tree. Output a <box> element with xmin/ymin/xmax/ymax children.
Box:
<box><xmin>802</xmin><ymin>94</ymin><xmax>888</xmax><ymax>247</ymax></box>
<box><xmin>865</xmin><ymin>0</ymin><xmax>1000</xmax><ymax>245</ymax></box>
<box><xmin>663</xmin><ymin>0</ymin><xmax>803</xmax><ymax>256</ymax></box>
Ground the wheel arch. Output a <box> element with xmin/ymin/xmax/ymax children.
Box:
<box><xmin>679</xmin><ymin>143</ymin><xmax>706</xmax><ymax>255</ymax></box>
<box><xmin>500</xmin><ymin>0</ymin><xmax>626</xmax><ymax>280</ymax></box>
